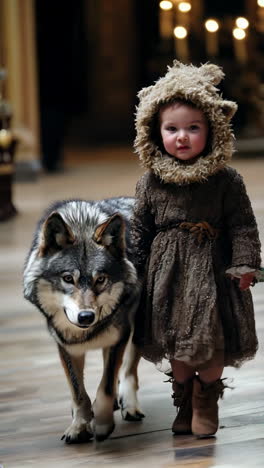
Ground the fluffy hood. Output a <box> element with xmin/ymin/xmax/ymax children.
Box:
<box><xmin>134</xmin><ymin>61</ymin><xmax>238</xmax><ymax>185</ymax></box>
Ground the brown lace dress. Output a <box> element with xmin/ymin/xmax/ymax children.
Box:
<box><xmin>132</xmin><ymin>167</ymin><xmax>261</xmax><ymax>368</ymax></box>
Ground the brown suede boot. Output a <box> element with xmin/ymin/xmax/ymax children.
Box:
<box><xmin>171</xmin><ymin>378</ymin><xmax>193</xmax><ymax>435</ymax></box>
<box><xmin>192</xmin><ymin>376</ymin><xmax>225</xmax><ymax>438</ymax></box>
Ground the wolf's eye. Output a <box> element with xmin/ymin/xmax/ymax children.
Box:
<box><xmin>62</xmin><ymin>274</ymin><xmax>74</xmax><ymax>284</ymax></box>
<box><xmin>95</xmin><ymin>275</ymin><xmax>107</xmax><ymax>285</ymax></box>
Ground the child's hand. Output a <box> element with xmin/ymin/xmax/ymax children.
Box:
<box><xmin>239</xmin><ymin>272</ymin><xmax>255</xmax><ymax>290</ymax></box>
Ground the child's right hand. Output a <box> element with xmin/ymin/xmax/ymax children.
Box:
<box><xmin>239</xmin><ymin>273</ymin><xmax>255</xmax><ymax>290</ymax></box>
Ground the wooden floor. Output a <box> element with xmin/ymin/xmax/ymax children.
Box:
<box><xmin>1</xmin><ymin>146</ymin><xmax>264</xmax><ymax>468</ymax></box>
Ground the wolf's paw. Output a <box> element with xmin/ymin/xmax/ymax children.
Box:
<box><xmin>61</xmin><ymin>420</ymin><xmax>93</xmax><ymax>444</ymax></box>
<box><xmin>118</xmin><ymin>374</ymin><xmax>144</xmax><ymax>422</ymax></box>
<box><xmin>91</xmin><ymin>418</ymin><xmax>115</xmax><ymax>442</ymax></box>
<box><xmin>119</xmin><ymin>399</ymin><xmax>145</xmax><ymax>421</ymax></box>
<box><xmin>119</xmin><ymin>393</ymin><xmax>145</xmax><ymax>422</ymax></box>
<box><xmin>122</xmin><ymin>408</ymin><xmax>145</xmax><ymax>421</ymax></box>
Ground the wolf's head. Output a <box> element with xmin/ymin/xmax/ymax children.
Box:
<box><xmin>23</xmin><ymin>203</ymin><xmax>138</xmax><ymax>336</ymax></box>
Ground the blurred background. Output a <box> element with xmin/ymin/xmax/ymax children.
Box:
<box><xmin>1</xmin><ymin>3</ymin><xmax>264</xmax><ymax>466</ymax></box>
<box><xmin>0</xmin><ymin>0</ymin><xmax>264</xmax><ymax>183</ymax></box>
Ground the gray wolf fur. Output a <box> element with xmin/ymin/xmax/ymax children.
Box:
<box><xmin>23</xmin><ymin>197</ymin><xmax>143</xmax><ymax>443</ymax></box>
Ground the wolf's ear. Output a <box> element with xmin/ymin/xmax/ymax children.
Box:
<box><xmin>93</xmin><ymin>213</ymin><xmax>126</xmax><ymax>257</ymax></box>
<box><xmin>38</xmin><ymin>212</ymin><xmax>75</xmax><ymax>256</ymax></box>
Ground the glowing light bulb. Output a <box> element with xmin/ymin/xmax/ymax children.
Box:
<box><xmin>233</xmin><ymin>28</ymin><xmax>246</xmax><ymax>40</ymax></box>
<box><xmin>178</xmin><ymin>2</ymin><xmax>191</xmax><ymax>13</ymax></box>
<box><xmin>257</xmin><ymin>0</ymin><xmax>264</xmax><ymax>7</ymax></box>
<box><xmin>159</xmin><ymin>0</ymin><xmax>173</xmax><ymax>10</ymax></box>
<box><xmin>236</xmin><ymin>17</ymin><xmax>249</xmax><ymax>29</ymax></box>
<box><xmin>0</xmin><ymin>129</ymin><xmax>12</xmax><ymax>148</ymax></box>
<box><xmin>205</xmin><ymin>19</ymin><xmax>219</xmax><ymax>33</ymax></box>
<box><xmin>174</xmin><ymin>26</ymin><xmax>188</xmax><ymax>39</ymax></box>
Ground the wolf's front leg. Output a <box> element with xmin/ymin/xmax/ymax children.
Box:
<box><xmin>118</xmin><ymin>336</ymin><xmax>145</xmax><ymax>421</ymax></box>
<box><xmin>92</xmin><ymin>341</ymin><xmax>126</xmax><ymax>441</ymax></box>
<box><xmin>58</xmin><ymin>345</ymin><xmax>93</xmax><ymax>444</ymax></box>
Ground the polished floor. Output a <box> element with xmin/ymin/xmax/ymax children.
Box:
<box><xmin>1</xmin><ymin>146</ymin><xmax>264</xmax><ymax>468</ymax></box>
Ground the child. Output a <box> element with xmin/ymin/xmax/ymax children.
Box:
<box><xmin>131</xmin><ymin>61</ymin><xmax>261</xmax><ymax>438</ymax></box>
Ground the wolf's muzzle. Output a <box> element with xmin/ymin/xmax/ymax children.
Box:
<box><xmin>78</xmin><ymin>310</ymin><xmax>95</xmax><ymax>327</ymax></box>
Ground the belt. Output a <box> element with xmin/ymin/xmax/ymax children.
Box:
<box><xmin>156</xmin><ymin>221</ymin><xmax>220</xmax><ymax>244</ymax></box>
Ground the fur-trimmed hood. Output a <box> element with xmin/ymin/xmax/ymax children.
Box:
<box><xmin>134</xmin><ymin>61</ymin><xmax>238</xmax><ymax>185</ymax></box>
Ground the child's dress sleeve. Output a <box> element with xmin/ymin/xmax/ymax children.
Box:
<box><xmin>223</xmin><ymin>170</ymin><xmax>261</xmax><ymax>272</ymax></box>
<box><xmin>131</xmin><ymin>175</ymin><xmax>156</xmax><ymax>279</ymax></box>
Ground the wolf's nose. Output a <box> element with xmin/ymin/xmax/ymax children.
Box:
<box><xmin>78</xmin><ymin>310</ymin><xmax>95</xmax><ymax>326</ymax></box>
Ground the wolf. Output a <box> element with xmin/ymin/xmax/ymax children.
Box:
<box><xmin>23</xmin><ymin>197</ymin><xmax>144</xmax><ymax>443</ymax></box>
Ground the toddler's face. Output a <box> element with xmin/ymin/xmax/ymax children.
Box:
<box><xmin>159</xmin><ymin>103</ymin><xmax>209</xmax><ymax>161</ymax></box>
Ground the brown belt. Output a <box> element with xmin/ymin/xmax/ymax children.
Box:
<box><xmin>156</xmin><ymin>220</ymin><xmax>220</xmax><ymax>244</ymax></box>
<box><xmin>179</xmin><ymin>221</ymin><xmax>219</xmax><ymax>244</ymax></box>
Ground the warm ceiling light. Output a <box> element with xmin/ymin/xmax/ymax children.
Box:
<box><xmin>257</xmin><ymin>0</ymin><xmax>264</xmax><ymax>7</ymax></box>
<box><xmin>205</xmin><ymin>19</ymin><xmax>219</xmax><ymax>33</ymax></box>
<box><xmin>233</xmin><ymin>28</ymin><xmax>246</xmax><ymax>40</ymax></box>
<box><xmin>174</xmin><ymin>26</ymin><xmax>188</xmax><ymax>39</ymax></box>
<box><xmin>236</xmin><ymin>17</ymin><xmax>249</xmax><ymax>29</ymax></box>
<box><xmin>178</xmin><ymin>2</ymin><xmax>191</xmax><ymax>12</ymax></box>
<box><xmin>159</xmin><ymin>1</ymin><xmax>173</xmax><ymax>10</ymax></box>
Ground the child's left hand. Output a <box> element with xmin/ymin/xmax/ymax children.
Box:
<box><xmin>239</xmin><ymin>272</ymin><xmax>255</xmax><ymax>290</ymax></box>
